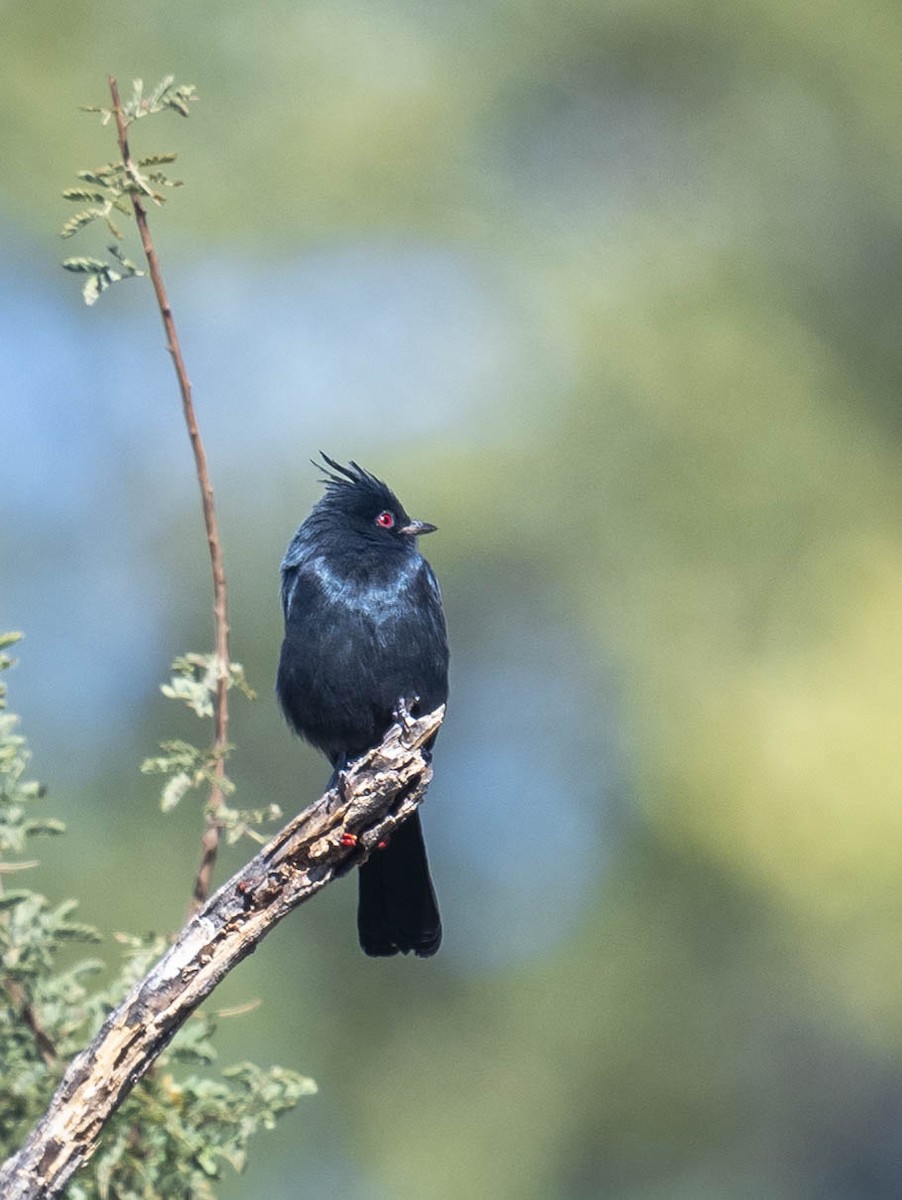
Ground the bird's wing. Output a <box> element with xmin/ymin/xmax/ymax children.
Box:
<box><xmin>422</xmin><ymin>560</ymin><xmax>444</xmax><ymax>608</ymax></box>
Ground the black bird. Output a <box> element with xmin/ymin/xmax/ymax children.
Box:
<box><xmin>276</xmin><ymin>454</ymin><xmax>449</xmax><ymax>957</ymax></box>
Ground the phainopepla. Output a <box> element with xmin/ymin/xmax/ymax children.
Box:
<box><xmin>276</xmin><ymin>454</ymin><xmax>449</xmax><ymax>957</ymax></box>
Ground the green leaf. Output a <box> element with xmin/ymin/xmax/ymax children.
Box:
<box><xmin>61</xmin><ymin>256</ymin><xmax>108</xmax><ymax>274</ymax></box>
<box><xmin>149</xmin><ymin>75</ymin><xmax>175</xmax><ymax>106</ymax></box>
<box><xmin>138</xmin><ymin>152</ymin><xmax>178</xmax><ymax>166</ymax></box>
<box><xmin>60</xmin><ymin>209</ymin><xmax>103</xmax><ymax>239</ymax></box>
<box><xmin>196</xmin><ymin>1146</ymin><xmax>220</xmax><ymax>1176</ymax></box>
<box><xmin>107</xmin><ymin>243</ymin><xmax>141</xmax><ymax>272</ymax></box>
<box><xmin>166</xmin><ymin>84</ymin><xmax>197</xmax><ymax>117</ymax></box>
<box><xmin>83</xmin><ymin>272</ymin><xmax>106</xmax><ymax>306</ymax></box>
<box><xmin>141</xmin><ymin>738</ymin><xmax>205</xmax><ymax>775</ymax></box>
<box><xmin>54</xmin><ymin>921</ymin><xmax>103</xmax><ymax>943</ymax></box>
<box><xmin>22</xmin><ymin>819</ymin><xmax>65</xmax><ymax>837</ymax></box>
<box><xmin>228</xmin><ymin>661</ymin><xmax>257</xmax><ymax>701</ymax></box>
<box><xmin>161</xmin><ymin>654</ymin><xmax>219</xmax><ymax>718</ymax></box>
<box><xmin>144</xmin><ymin>172</ymin><xmax>184</xmax><ymax>189</ymax></box>
<box><xmin>161</xmin><ymin>771</ymin><xmax>193</xmax><ymax>812</ymax></box>
<box><xmin>62</xmin><ymin>188</ymin><xmax>108</xmax><ymax>203</ymax></box>
<box><xmin>76</xmin><ymin>168</ymin><xmax>121</xmax><ymax>188</ymax></box>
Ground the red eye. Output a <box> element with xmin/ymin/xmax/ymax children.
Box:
<box><xmin>375</xmin><ymin>510</ymin><xmax>395</xmax><ymax>529</ymax></box>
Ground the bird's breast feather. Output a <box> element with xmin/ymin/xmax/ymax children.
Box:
<box><xmin>298</xmin><ymin>554</ymin><xmax>424</xmax><ymax>615</ymax></box>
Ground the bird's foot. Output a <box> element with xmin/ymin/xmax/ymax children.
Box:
<box><xmin>336</xmin><ymin>768</ymin><xmax>352</xmax><ymax>802</ymax></box>
<box><xmin>394</xmin><ymin>696</ymin><xmax>420</xmax><ymax>745</ymax></box>
<box><xmin>327</xmin><ymin>760</ymin><xmax>352</xmax><ymax>805</ymax></box>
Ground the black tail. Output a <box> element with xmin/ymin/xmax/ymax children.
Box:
<box><xmin>357</xmin><ymin>811</ymin><xmax>441</xmax><ymax>957</ymax></box>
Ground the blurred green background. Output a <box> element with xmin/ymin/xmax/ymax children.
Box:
<box><xmin>5</xmin><ymin>0</ymin><xmax>902</xmax><ymax>1196</ymax></box>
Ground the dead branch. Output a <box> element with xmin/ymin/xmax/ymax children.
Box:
<box><xmin>0</xmin><ymin>704</ymin><xmax>444</xmax><ymax>1200</ymax></box>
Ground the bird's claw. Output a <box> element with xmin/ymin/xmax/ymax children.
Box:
<box><xmin>394</xmin><ymin>696</ymin><xmax>419</xmax><ymax>744</ymax></box>
<box><xmin>331</xmin><ymin>765</ymin><xmax>351</xmax><ymax>804</ymax></box>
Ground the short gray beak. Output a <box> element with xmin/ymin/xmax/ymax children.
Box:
<box><xmin>399</xmin><ymin>518</ymin><xmax>437</xmax><ymax>537</ymax></box>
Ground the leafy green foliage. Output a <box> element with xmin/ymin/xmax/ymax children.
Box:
<box><xmin>1</xmin><ymin>636</ymin><xmax>103</xmax><ymax>1156</ymax></box>
<box><xmin>61</xmin><ymin>246</ymin><xmax>145</xmax><ymax>306</ymax></box>
<box><xmin>141</xmin><ymin>654</ymin><xmax>279</xmax><ymax>844</ymax></box>
<box><xmin>0</xmin><ymin>642</ymin><xmax>314</xmax><ymax>1193</ymax></box>
<box><xmin>143</xmin><ymin>739</ymin><xmax>234</xmax><ymax>813</ymax></box>
<box><xmin>60</xmin><ymin>77</ymin><xmax>194</xmax><ymax>305</ymax></box>
<box><xmin>160</xmin><ymin>654</ymin><xmax>256</xmax><ymax>720</ymax></box>
<box><xmin>82</xmin><ymin>76</ymin><xmax>197</xmax><ymax>126</ymax></box>
<box><xmin>66</xmin><ymin>1062</ymin><xmax>316</xmax><ymax>1200</ymax></box>
<box><xmin>64</xmin><ymin>938</ymin><xmax>315</xmax><ymax>1200</ymax></box>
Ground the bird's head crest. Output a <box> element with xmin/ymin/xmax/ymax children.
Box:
<box><xmin>312</xmin><ymin>453</ymin><xmax>386</xmax><ymax>494</ymax></box>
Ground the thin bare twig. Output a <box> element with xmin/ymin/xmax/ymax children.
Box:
<box><xmin>0</xmin><ymin>704</ymin><xmax>444</xmax><ymax>1200</ymax></box>
<box><xmin>108</xmin><ymin>76</ymin><xmax>229</xmax><ymax>914</ymax></box>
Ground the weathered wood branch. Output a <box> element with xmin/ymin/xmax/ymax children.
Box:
<box><xmin>0</xmin><ymin>704</ymin><xmax>444</xmax><ymax>1200</ymax></box>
